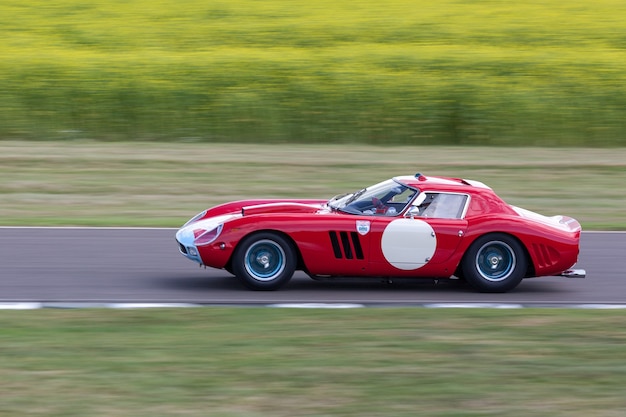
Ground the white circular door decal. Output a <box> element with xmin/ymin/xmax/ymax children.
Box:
<box><xmin>381</xmin><ymin>219</ymin><xmax>437</xmax><ymax>270</ymax></box>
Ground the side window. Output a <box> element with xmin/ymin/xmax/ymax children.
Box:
<box><xmin>390</xmin><ymin>187</ymin><xmax>417</xmax><ymax>204</ymax></box>
<box><xmin>418</xmin><ymin>193</ymin><xmax>468</xmax><ymax>219</ymax></box>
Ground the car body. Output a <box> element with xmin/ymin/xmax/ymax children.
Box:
<box><xmin>176</xmin><ymin>173</ymin><xmax>585</xmax><ymax>292</ymax></box>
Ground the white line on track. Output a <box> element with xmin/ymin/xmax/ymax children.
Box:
<box><xmin>0</xmin><ymin>303</ymin><xmax>43</xmax><ymax>310</ymax></box>
<box><xmin>424</xmin><ymin>303</ymin><xmax>524</xmax><ymax>309</ymax></box>
<box><xmin>269</xmin><ymin>303</ymin><xmax>366</xmax><ymax>309</ymax></box>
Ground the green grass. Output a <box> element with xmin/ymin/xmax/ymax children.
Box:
<box><xmin>1</xmin><ymin>308</ymin><xmax>626</xmax><ymax>417</ymax></box>
<box><xmin>1</xmin><ymin>141</ymin><xmax>625</xmax><ymax>229</ymax></box>
<box><xmin>1</xmin><ymin>0</ymin><xmax>626</xmax><ymax>145</ymax></box>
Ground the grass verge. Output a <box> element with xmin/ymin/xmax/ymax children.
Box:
<box><xmin>1</xmin><ymin>307</ymin><xmax>625</xmax><ymax>417</ymax></box>
<box><xmin>1</xmin><ymin>141</ymin><xmax>625</xmax><ymax>229</ymax></box>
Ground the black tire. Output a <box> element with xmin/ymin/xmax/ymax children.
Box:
<box><xmin>461</xmin><ymin>233</ymin><xmax>527</xmax><ymax>293</ymax></box>
<box><xmin>232</xmin><ymin>232</ymin><xmax>296</xmax><ymax>290</ymax></box>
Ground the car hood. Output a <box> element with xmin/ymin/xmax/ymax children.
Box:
<box><xmin>241</xmin><ymin>201</ymin><xmax>325</xmax><ymax>216</ymax></box>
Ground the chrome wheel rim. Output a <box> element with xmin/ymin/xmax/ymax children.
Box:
<box><xmin>244</xmin><ymin>239</ymin><xmax>286</xmax><ymax>281</ymax></box>
<box><xmin>475</xmin><ymin>241</ymin><xmax>516</xmax><ymax>282</ymax></box>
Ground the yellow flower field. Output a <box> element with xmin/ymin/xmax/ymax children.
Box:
<box><xmin>1</xmin><ymin>0</ymin><xmax>625</xmax><ymax>145</ymax></box>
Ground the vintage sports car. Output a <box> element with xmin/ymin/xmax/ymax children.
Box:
<box><xmin>176</xmin><ymin>173</ymin><xmax>585</xmax><ymax>293</ymax></box>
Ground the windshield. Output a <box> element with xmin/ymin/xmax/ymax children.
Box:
<box><xmin>328</xmin><ymin>179</ymin><xmax>418</xmax><ymax>216</ymax></box>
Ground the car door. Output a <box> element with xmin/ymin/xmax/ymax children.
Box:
<box><xmin>367</xmin><ymin>192</ymin><xmax>469</xmax><ymax>274</ymax></box>
<box><xmin>294</xmin><ymin>215</ymin><xmax>372</xmax><ymax>276</ymax></box>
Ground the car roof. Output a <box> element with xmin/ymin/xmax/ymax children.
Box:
<box><xmin>394</xmin><ymin>173</ymin><xmax>493</xmax><ymax>193</ymax></box>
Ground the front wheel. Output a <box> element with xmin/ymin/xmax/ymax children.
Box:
<box><xmin>461</xmin><ymin>233</ymin><xmax>527</xmax><ymax>293</ymax></box>
<box><xmin>232</xmin><ymin>232</ymin><xmax>296</xmax><ymax>290</ymax></box>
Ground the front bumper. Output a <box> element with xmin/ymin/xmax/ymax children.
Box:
<box><xmin>175</xmin><ymin>229</ymin><xmax>202</xmax><ymax>264</ymax></box>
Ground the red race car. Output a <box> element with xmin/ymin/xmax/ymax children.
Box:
<box><xmin>176</xmin><ymin>173</ymin><xmax>585</xmax><ymax>292</ymax></box>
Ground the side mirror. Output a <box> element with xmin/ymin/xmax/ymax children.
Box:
<box><xmin>406</xmin><ymin>193</ymin><xmax>427</xmax><ymax>218</ymax></box>
<box><xmin>406</xmin><ymin>206</ymin><xmax>421</xmax><ymax>219</ymax></box>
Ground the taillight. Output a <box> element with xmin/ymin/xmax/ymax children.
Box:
<box><xmin>193</xmin><ymin>224</ymin><xmax>223</xmax><ymax>246</ymax></box>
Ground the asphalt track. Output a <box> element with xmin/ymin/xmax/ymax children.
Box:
<box><xmin>1</xmin><ymin>227</ymin><xmax>624</xmax><ymax>306</ymax></box>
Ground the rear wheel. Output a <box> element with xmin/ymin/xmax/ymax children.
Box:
<box><xmin>232</xmin><ymin>232</ymin><xmax>296</xmax><ymax>290</ymax></box>
<box><xmin>461</xmin><ymin>233</ymin><xmax>527</xmax><ymax>293</ymax></box>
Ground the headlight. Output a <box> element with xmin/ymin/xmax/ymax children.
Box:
<box><xmin>193</xmin><ymin>224</ymin><xmax>223</xmax><ymax>246</ymax></box>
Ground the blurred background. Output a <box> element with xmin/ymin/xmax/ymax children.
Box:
<box><xmin>2</xmin><ymin>0</ymin><xmax>625</xmax><ymax>146</ymax></box>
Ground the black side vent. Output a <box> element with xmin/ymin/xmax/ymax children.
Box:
<box><xmin>329</xmin><ymin>231</ymin><xmax>342</xmax><ymax>258</ymax></box>
<box><xmin>328</xmin><ymin>231</ymin><xmax>364</xmax><ymax>260</ymax></box>
<box><xmin>350</xmin><ymin>232</ymin><xmax>364</xmax><ymax>259</ymax></box>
